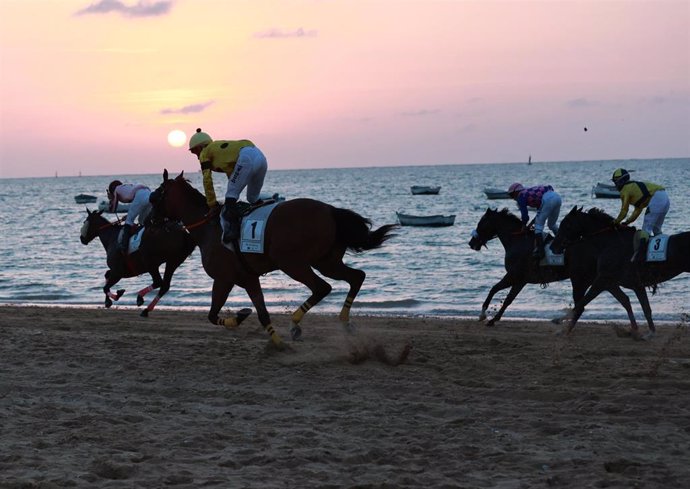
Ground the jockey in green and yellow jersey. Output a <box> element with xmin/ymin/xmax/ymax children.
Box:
<box><xmin>611</xmin><ymin>168</ymin><xmax>670</xmax><ymax>261</ymax></box>
<box><xmin>188</xmin><ymin>128</ymin><xmax>268</xmax><ymax>244</ymax></box>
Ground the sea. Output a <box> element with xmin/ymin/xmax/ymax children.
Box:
<box><xmin>1</xmin><ymin>158</ymin><xmax>688</xmax><ymax>323</ymax></box>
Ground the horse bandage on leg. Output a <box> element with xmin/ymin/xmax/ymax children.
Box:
<box><xmin>217</xmin><ymin>317</ymin><xmax>238</xmax><ymax>329</ymax></box>
<box><xmin>264</xmin><ymin>323</ymin><xmax>283</xmax><ymax>346</ymax></box>
<box><xmin>291</xmin><ymin>301</ymin><xmax>312</xmax><ymax>324</ymax></box>
<box><xmin>339</xmin><ymin>296</ymin><xmax>354</xmax><ymax>322</ymax></box>
<box><xmin>137</xmin><ymin>285</ymin><xmax>154</xmax><ymax>297</ymax></box>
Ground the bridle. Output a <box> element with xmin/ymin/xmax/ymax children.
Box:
<box><xmin>150</xmin><ymin>181</ymin><xmax>216</xmax><ymax>233</ymax></box>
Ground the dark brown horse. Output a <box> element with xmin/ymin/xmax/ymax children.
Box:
<box><xmin>468</xmin><ymin>208</ymin><xmax>570</xmax><ymax>325</ymax></box>
<box><xmin>551</xmin><ymin>206</ymin><xmax>690</xmax><ymax>339</ymax></box>
<box><xmin>80</xmin><ymin>209</ymin><xmax>196</xmax><ymax>316</ymax></box>
<box><xmin>149</xmin><ymin>170</ymin><xmax>397</xmax><ymax>347</ymax></box>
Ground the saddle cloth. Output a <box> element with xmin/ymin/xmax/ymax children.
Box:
<box><xmin>127</xmin><ymin>227</ymin><xmax>144</xmax><ymax>254</ymax></box>
<box><xmin>646</xmin><ymin>234</ymin><xmax>670</xmax><ymax>262</ymax></box>
<box><xmin>539</xmin><ymin>235</ymin><xmax>564</xmax><ymax>267</ymax></box>
<box><xmin>237</xmin><ymin>202</ymin><xmax>281</xmax><ymax>253</ymax></box>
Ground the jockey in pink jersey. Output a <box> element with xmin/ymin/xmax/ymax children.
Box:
<box><xmin>508</xmin><ymin>183</ymin><xmax>562</xmax><ymax>259</ymax></box>
<box><xmin>107</xmin><ymin>180</ymin><xmax>152</xmax><ymax>253</ymax></box>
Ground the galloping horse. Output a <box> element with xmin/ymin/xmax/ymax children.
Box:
<box><xmin>468</xmin><ymin>208</ymin><xmax>570</xmax><ymax>325</ymax></box>
<box><xmin>149</xmin><ymin>170</ymin><xmax>397</xmax><ymax>347</ymax></box>
<box><xmin>80</xmin><ymin>209</ymin><xmax>196</xmax><ymax>316</ymax></box>
<box><xmin>551</xmin><ymin>206</ymin><xmax>690</xmax><ymax>338</ymax></box>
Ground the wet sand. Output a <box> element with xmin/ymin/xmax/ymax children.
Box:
<box><xmin>1</xmin><ymin>305</ymin><xmax>688</xmax><ymax>488</ymax></box>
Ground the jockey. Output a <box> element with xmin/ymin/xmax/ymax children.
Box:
<box><xmin>508</xmin><ymin>182</ymin><xmax>562</xmax><ymax>260</ymax></box>
<box><xmin>188</xmin><ymin>128</ymin><xmax>268</xmax><ymax>244</ymax></box>
<box><xmin>107</xmin><ymin>180</ymin><xmax>152</xmax><ymax>253</ymax></box>
<box><xmin>611</xmin><ymin>168</ymin><xmax>669</xmax><ymax>261</ymax></box>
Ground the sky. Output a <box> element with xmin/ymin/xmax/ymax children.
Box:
<box><xmin>0</xmin><ymin>0</ymin><xmax>688</xmax><ymax>178</ymax></box>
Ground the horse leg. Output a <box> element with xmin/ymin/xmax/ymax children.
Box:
<box><xmin>137</xmin><ymin>268</ymin><xmax>162</xmax><ymax>312</ymax></box>
<box><xmin>206</xmin><ymin>279</ymin><xmax>253</xmax><ymax>331</ymax></box>
<box><xmin>315</xmin><ymin>258</ymin><xmax>365</xmax><ymax>335</ymax></box>
<box><xmin>553</xmin><ymin>278</ymin><xmax>589</xmax><ymax>324</ymax></box>
<box><xmin>280</xmin><ymin>262</ymin><xmax>332</xmax><ymax>341</ymax></box>
<box><xmin>632</xmin><ymin>286</ymin><xmax>655</xmax><ymax>340</ymax></box>
<box><xmin>480</xmin><ymin>274</ymin><xmax>513</xmax><ymax>322</ymax></box>
<box><xmin>567</xmin><ymin>281</ymin><xmax>609</xmax><ymax>334</ymax></box>
<box><xmin>103</xmin><ymin>272</ymin><xmax>123</xmax><ymax>308</ymax></box>
<box><xmin>244</xmin><ymin>278</ymin><xmax>284</xmax><ymax>348</ymax></box>
<box><xmin>487</xmin><ymin>282</ymin><xmax>526</xmax><ymax>326</ymax></box>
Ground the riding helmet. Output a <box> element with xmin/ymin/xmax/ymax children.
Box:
<box><xmin>508</xmin><ymin>182</ymin><xmax>524</xmax><ymax>196</ymax></box>
<box><xmin>108</xmin><ymin>179</ymin><xmax>122</xmax><ymax>196</ymax></box>
<box><xmin>189</xmin><ymin>128</ymin><xmax>213</xmax><ymax>150</ymax></box>
<box><xmin>611</xmin><ymin>168</ymin><xmax>630</xmax><ymax>188</ymax></box>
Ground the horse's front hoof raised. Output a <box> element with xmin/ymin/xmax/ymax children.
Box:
<box><xmin>140</xmin><ymin>309</ymin><xmax>149</xmax><ymax>318</ymax></box>
<box><xmin>136</xmin><ymin>295</ymin><xmax>144</xmax><ymax>307</ymax></box>
<box><xmin>116</xmin><ymin>289</ymin><xmax>125</xmax><ymax>300</ymax></box>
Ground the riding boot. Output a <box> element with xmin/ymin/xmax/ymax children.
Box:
<box><xmin>631</xmin><ymin>237</ymin><xmax>648</xmax><ymax>264</ymax></box>
<box><xmin>118</xmin><ymin>224</ymin><xmax>132</xmax><ymax>255</ymax></box>
<box><xmin>532</xmin><ymin>233</ymin><xmax>546</xmax><ymax>260</ymax></box>
<box><xmin>221</xmin><ymin>198</ymin><xmax>241</xmax><ymax>244</ymax></box>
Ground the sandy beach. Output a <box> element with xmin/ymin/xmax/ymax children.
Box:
<box><xmin>1</xmin><ymin>305</ymin><xmax>689</xmax><ymax>488</ymax></box>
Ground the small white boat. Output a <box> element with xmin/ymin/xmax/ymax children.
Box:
<box><xmin>411</xmin><ymin>185</ymin><xmax>441</xmax><ymax>195</ymax></box>
<box><xmin>483</xmin><ymin>188</ymin><xmax>511</xmax><ymax>200</ymax></box>
<box><xmin>592</xmin><ymin>182</ymin><xmax>620</xmax><ymax>199</ymax></box>
<box><xmin>396</xmin><ymin>212</ymin><xmax>455</xmax><ymax>227</ymax></box>
<box><xmin>259</xmin><ymin>192</ymin><xmax>286</xmax><ymax>202</ymax></box>
<box><xmin>98</xmin><ymin>199</ymin><xmax>130</xmax><ymax>213</ymax></box>
<box><xmin>74</xmin><ymin>194</ymin><xmax>98</xmax><ymax>204</ymax></box>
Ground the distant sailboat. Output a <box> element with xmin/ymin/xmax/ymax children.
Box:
<box><xmin>527</xmin><ymin>155</ymin><xmax>532</xmax><ymax>166</ymax></box>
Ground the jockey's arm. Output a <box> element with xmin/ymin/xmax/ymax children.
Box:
<box><xmin>613</xmin><ymin>192</ymin><xmax>632</xmax><ymax>224</ymax></box>
<box><xmin>200</xmin><ymin>161</ymin><xmax>218</xmax><ymax>208</ymax></box>
<box><xmin>623</xmin><ymin>206</ymin><xmax>643</xmax><ymax>225</ymax></box>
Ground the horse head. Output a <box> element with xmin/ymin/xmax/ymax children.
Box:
<box><xmin>80</xmin><ymin>208</ymin><xmax>109</xmax><ymax>245</ymax></box>
<box><xmin>150</xmin><ymin>169</ymin><xmax>207</xmax><ymax>222</ymax></box>
<box><xmin>469</xmin><ymin>208</ymin><xmax>522</xmax><ymax>250</ymax></box>
<box><xmin>551</xmin><ymin>205</ymin><xmax>592</xmax><ymax>253</ymax></box>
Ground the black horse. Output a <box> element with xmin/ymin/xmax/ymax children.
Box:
<box><xmin>468</xmin><ymin>208</ymin><xmax>570</xmax><ymax>325</ymax></box>
<box><xmin>80</xmin><ymin>209</ymin><xmax>196</xmax><ymax>316</ymax></box>
<box><xmin>551</xmin><ymin>206</ymin><xmax>690</xmax><ymax>339</ymax></box>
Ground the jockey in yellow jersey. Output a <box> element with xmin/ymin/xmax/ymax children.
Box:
<box><xmin>188</xmin><ymin>128</ymin><xmax>268</xmax><ymax>244</ymax></box>
<box><xmin>611</xmin><ymin>168</ymin><xmax>670</xmax><ymax>261</ymax></box>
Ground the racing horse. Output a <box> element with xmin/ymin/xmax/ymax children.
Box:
<box><xmin>149</xmin><ymin>170</ymin><xmax>397</xmax><ymax>347</ymax></box>
<box><xmin>468</xmin><ymin>208</ymin><xmax>570</xmax><ymax>325</ymax></box>
<box><xmin>80</xmin><ymin>209</ymin><xmax>196</xmax><ymax>316</ymax></box>
<box><xmin>550</xmin><ymin>206</ymin><xmax>690</xmax><ymax>339</ymax></box>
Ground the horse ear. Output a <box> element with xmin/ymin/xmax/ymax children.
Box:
<box><xmin>163</xmin><ymin>169</ymin><xmax>169</xmax><ymax>181</ymax></box>
<box><xmin>85</xmin><ymin>206</ymin><xmax>90</xmax><ymax>214</ymax></box>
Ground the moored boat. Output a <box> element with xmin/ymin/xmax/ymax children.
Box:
<box><xmin>396</xmin><ymin>212</ymin><xmax>455</xmax><ymax>227</ymax></box>
<box><xmin>74</xmin><ymin>194</ymin><xmax>98</xmax><ymax>204</ymax></box>
<box><xmin>592</xmin><ymin>182</ymin><xmax>620</xmax><ymax>199</ymax></box>
<box><xmin>410</xmin><ymin>185</ymin><xmax>441</xmax><ymax>195</ymax></box>
<box><xmin>483</xmin><ymin>188</ymin><xmax>511</xmax><ymax>199</ymax></box>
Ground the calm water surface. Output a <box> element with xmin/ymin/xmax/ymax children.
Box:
<box><xmin>1</xmin><ymin>158</ymin><xmax>688</xmax><ymax>322</ymax></box>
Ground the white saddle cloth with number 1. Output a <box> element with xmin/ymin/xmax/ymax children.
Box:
<box><xmin>239</xmin><ymin>202</ymin><xmax>281</xmax><ymax>253</ymax></box>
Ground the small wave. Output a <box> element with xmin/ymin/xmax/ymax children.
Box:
<box><xmin>351</xmin><ymin>298</ymin><xmax>422</xmax><ymax>309</ymax></box>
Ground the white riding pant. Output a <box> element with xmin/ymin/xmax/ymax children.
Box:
<box><xmin>225</xmin><ymin>146</ymin><xmax>268</xmax><ymax>204</ymax></box>
<box><xmin>534</xmin><ymin>190</ymin><xmax>561</xmax><ymax>236</ymax></box>
<box><xmin>125</xmin><ymin>188</ymin><xmax>152</xmax><ymax>226</ymax></box>
<box><xmin>642</xmin><ymin>190</ymin><xmax>670</xmax><ymax>236</ymax></box>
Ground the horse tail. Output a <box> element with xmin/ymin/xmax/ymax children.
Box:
<box><xmin>333</xmin><ymin>207</ymin><xmax>397</xmax><ymax>252</ymax></box>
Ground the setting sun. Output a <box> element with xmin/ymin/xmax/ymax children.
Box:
<box><xmin>167</xmin><ymin>129</ymin><xmax>187</xmax><ymax>148</ymax></box>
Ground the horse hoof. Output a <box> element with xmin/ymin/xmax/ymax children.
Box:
<box><xmin>290</xmin><ymin>324</ymin><xmax>303</xmax><ymax>341</ymax></box>
<box><xmin>342</xmin><ymin>321</ymin><xmax>357</xmax><ymax>335</ymax></box>
<box><xmin>486</xmin><ymin>320</ymin><xmax>496</xmax><ymax>327</ymax></box>
<box><xmin>140</xmin><ymin>309</ymin><xmax>149</xmax><ymax>318</ymax></box>
<box><xmin>116</xmin><ymin>289</ymin><xmax>125</xmax><ymax>300</ymax></box>
<box><xmin>478</xmin><ymin>312</ymin><xmax>487</xmax><ymax>322</ymax></box>
<box><xmin>236</xmin><ymin>308</ymin><xmax>252</xmax><ymax>326</ymax></box>
<box><xmin>105</xmin><ymin>299</ymin><xmax>112</xmax><ymax>308</ymax></box>
<box><xmin>136</xmin><ymin>295</ymin><xmax>144</xmax><ymax>307</ymax></box>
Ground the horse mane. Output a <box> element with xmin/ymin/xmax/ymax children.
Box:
<box><xmin>585</xmin><ymin>207</ymin><xmax>615</xmax><ymax>224</ymax></box>
<box><xmin>495</xmin><ymin>207</ymin><xmax>522</xmax><ymax>225</ymax></box>
<box><xmin>176</xmin><ymin>176</ymin><xmax>209</xmax><ymax>209</ymax></box>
